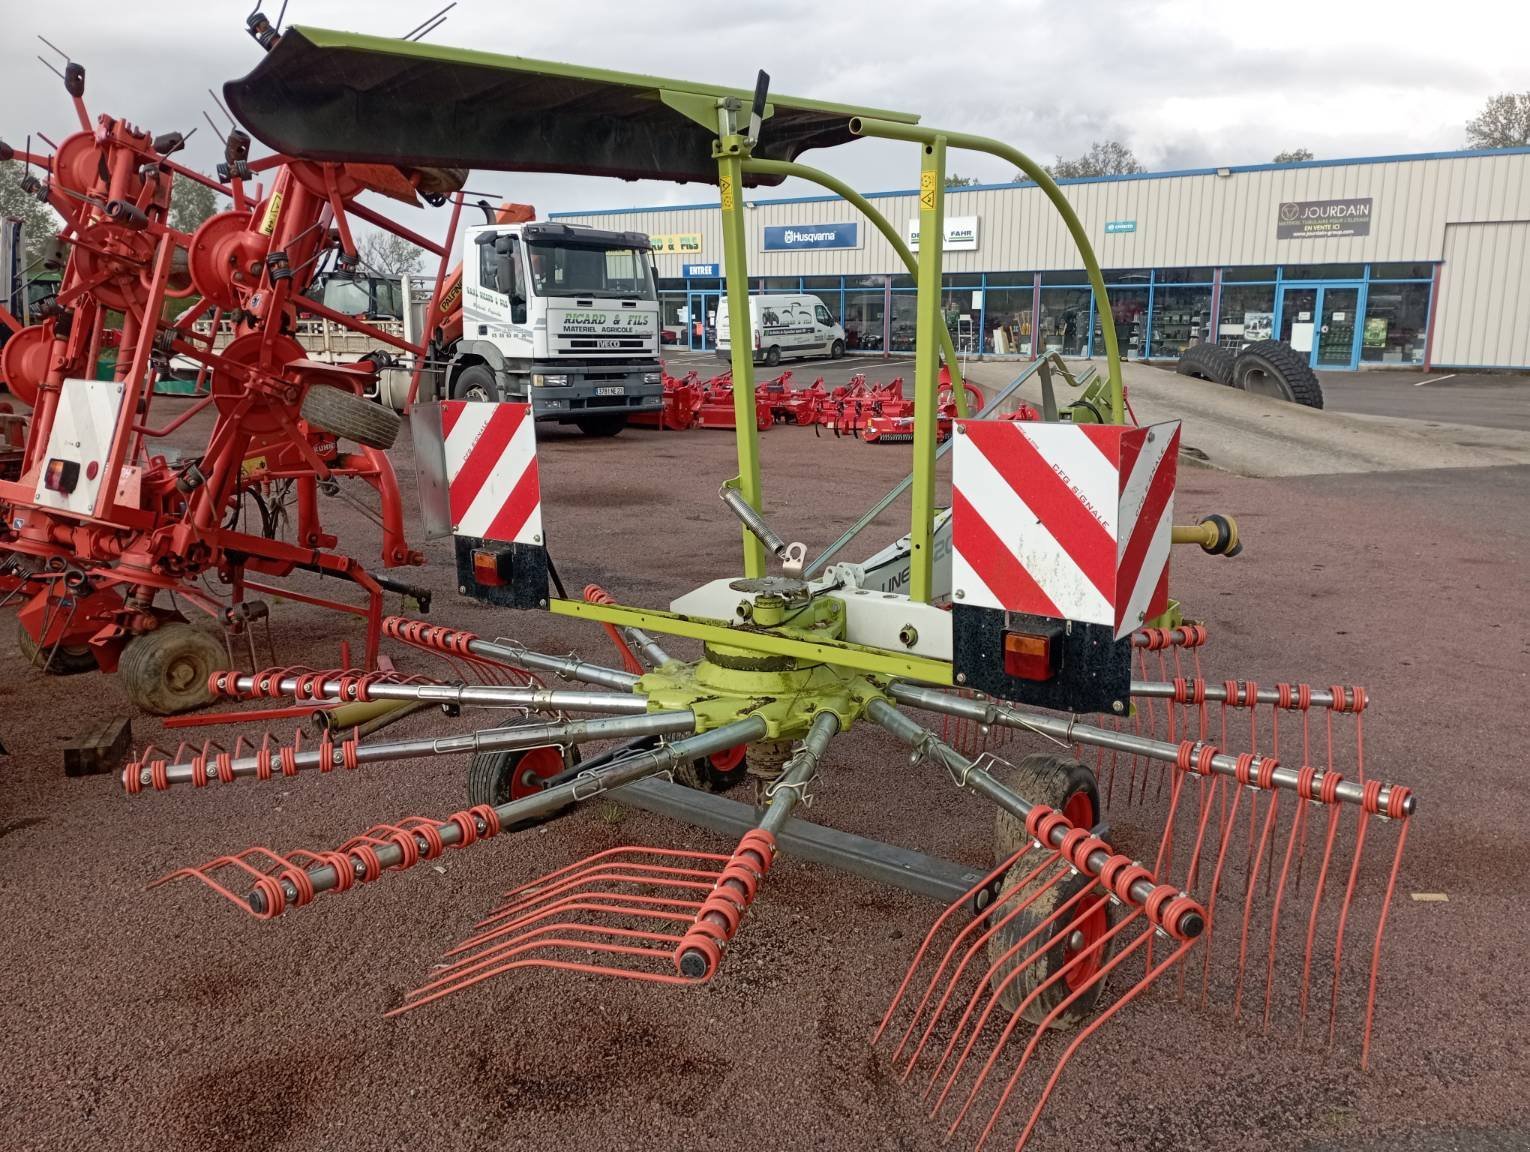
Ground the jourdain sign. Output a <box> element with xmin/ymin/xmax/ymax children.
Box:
<box><xmin>1277</xmin><ymin>198</ymin><xmax>1374</xmax><ymax>240</ymax></box>
<box><xmin>907</xmin><ymin>215</ymin><xmax>980</xmax><ymax>252</ymax></box>
<box><xmin>763</xmin><ymin>223</ymin><xmax>861</xmax><ymax>251</ymax></box>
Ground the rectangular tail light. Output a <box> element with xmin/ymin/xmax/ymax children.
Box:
<box><xmin>1002</xmin><ymin>624</ymin><xmax>1063</xmax><ymax>681</ymax></box>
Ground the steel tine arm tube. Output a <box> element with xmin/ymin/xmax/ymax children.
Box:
<box><xmin>886</xmin><ymin>682</ymin><xmax>1416</xmax><ymax>817</ymax></box>
<box><xmin>675</xmin><ymin>711</ymin><xmax>839</xmax><ymax>977</ymax></box>
<box><xmin>219</xmin><ymin>674</ymin><xmax>648</xmax><ymax>714</ymax></box>
<box><xmin>623</xmin><ymin>626</ymin><xmax>672</xmax><ymax>670</ymax></box>
<box><xmin>865</xmin><ymin>699</ymin><xmax>1199</xmax><ymax>931</ymax></box>
<box><xmin>467</xmin><ymin>637</ymin><xmax>640</xmax><ymax>690</ymax></box>
<box><xmin>245</xmin><ymin>715</ymin><xmax>769</xmax><ymax>915</ymax></box>
<box><xmin>1131</xmin><ymin>680</ymin><xmax>1348</xmax><ymax>710</ymax></box>
<box><xmin>130</xmin><ymin>711</ymin><xmax>696</xmax><ymax>791</ymax></box>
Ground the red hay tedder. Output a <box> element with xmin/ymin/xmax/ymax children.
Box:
<box><xmin>0</xmin><ymin>58</ymin><xmax>477</xmax><ymax>712</ymax></box>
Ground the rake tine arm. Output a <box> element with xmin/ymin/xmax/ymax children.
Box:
<box><xmin>382</xmin><ymin>618</ymin><xmax>640</xmax><ymax>690</ymax></box>
<box><xmin>211</xmin><ymin>670</ymin><xmax>649</xmax><ymax>715</ymax></box>
<box><xmin>886</xmin><ymin>682</ymin><xmax>1416</xmax><ymax>817</ymax></box>
<box><xmin>124</xmin><ymin>711</ymin><xmax>697</xmax><ymax>793</ymax></box>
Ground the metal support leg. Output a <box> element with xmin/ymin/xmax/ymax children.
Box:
<box><xmin>909</xmin><ymin>136</ymin><xmax>947</xmax><ymax>604</ymax></box>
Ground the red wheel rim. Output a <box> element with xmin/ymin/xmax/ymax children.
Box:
<box><xmin>508</xmin><ymin>745</ymin><xmax>566</xmax><ymax>800</ymax></box>
<box><xmin>1063</xmin><ymin>899</ymin><xmax>1110</xmax><ymax>991</ymax></box>
<box><xmin>709</xmin><ymin>744</ymin><xmax>747</xmax><ymax>773</ymax></box>
<box><xmin>1063</xmin><ymin>789</ymin><xmax>1096</xmax><ymax>830</ymax></box>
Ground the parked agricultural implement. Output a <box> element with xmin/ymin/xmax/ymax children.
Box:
<box><xmin>0</xmin><ymin>50</ymin><xmax>464</xmax><ymax>710</ymax></box>
<box><xmin>125</xmin><ymin>21</ymin><xmax>1417</xmax><ymax>1150</ymax></box>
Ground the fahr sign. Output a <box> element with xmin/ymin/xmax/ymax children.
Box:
<box><xmin>908</xmin><ymin>215</ymin><xmax>980</xmax><ymax>251</ymax></box>
<box><xmin>1277</xmin><ymin>198</ymin><xmax>1373</xmax><ymax>240</ymax></box>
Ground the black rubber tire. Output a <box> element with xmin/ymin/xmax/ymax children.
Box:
<box><xmin>467</xmin><ymin>743</ymin><xmax>581</xmax><ymax>833</ymax></box>
<box><xmin>1231</xmin><ymin>340</ymin><xmax>1325</xmax><ymax>408</ymax></box>
<box><xmin>17</xmin><ymin>627</ymin><xmax>97</xmax><ymax>675</ymax></box>
<box><xmin>300</xmin><ymin>384</ymin><xmax>402</xmax><ymax>449</ymax></box>
<box><xmin>452</xmin><ymin>362</ymin><xmax>501</xmax><ymax>403</ymax></box>
<box><xmin>993</xmin><ymin>753</ymin><xmax>1102</xmax><ymax>866</ymax></box>
<box><xmin>118</xmin><ymin>623</ymin><xmax>224</xmax><ymax>715</ymax></box>
<box><xmin>829</xmin><ymin>339</ymin><xmax>845</xmax><ymax>360</ymax></box>
<box><xmin>672</xmin><ymin>749</ymin><xmax>750</xmax><ymax>793</ymax></box>
<box><xmin>1176</xmin><ymin>342</ymin><xmax>1235</xmax><ymax>386</ymax></box>
<box><xmin>986</xmin><ymin>864</ymin><xmax>1117</xmax><ymax>1027</ymax></box>
<box><xmin>575</xmin><ymin>415</ymin><xmax>628</xmax><ymax>437</ymax></box>
<box><xmin>764</xmin><ymin>345</ymin><xmax>782</xmax><ymax>367</ymax></box>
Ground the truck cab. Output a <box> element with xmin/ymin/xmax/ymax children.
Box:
<box><xmin>452</xmin><ymin>221</ymin><xmax>664</xmax><ymax>435</ymax></box>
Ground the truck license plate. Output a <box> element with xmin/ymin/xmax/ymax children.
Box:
<box><xmin>595</xmin><ymin>386</ymin><xmax>625</xmax><ymax>396</ymax></box>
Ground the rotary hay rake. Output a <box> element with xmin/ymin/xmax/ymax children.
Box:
<box><xmin>118</xmin><ymin>23</ymin><xmax>1418</xmax><ymax>1151</ymax></box>
<box><xmin>0</xmin><ymin>46</ymin><xmax>471</xmax><ymax>709</ymax></box>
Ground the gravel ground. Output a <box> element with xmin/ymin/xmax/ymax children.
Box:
<box><xmin>1</xmin><ymin>407</ymin><xmax>1526</xmax><ymax>1152</ymax></box>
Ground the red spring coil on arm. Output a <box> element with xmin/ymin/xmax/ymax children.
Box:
<box><xmin>584</xmin><ymin>583</ymin><xmax>646</xmax><ymax>676</ymax></box>
<box><xmin>673</xmin><ymin>829</ymin><xmax>777</xmax><ymax>980</ymax></box>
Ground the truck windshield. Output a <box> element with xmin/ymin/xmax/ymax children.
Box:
<box><xmin>527</xmin><ymin>242</ymin><xmax>656</xmax><ymax>300</ymax></box>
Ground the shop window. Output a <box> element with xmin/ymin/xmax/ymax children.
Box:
<box><xmin>943</xmin><ymin>273</ymin><xmax>984</xmax><ymax>287</ymax></box>
<box><xmin>1154</xmin><ymin>267</ymin><xmax>1214</xmax><ymax>284</ymax></box>
<box><xmin>987</xmin><ymin>272</ymin><xmax>1033</xmax><ymax>287</ymax></box>
<box><xmin>890</xmin><ymin>292</ymin><xmax>919</xmax><ymax>352</ymax></box>
<box><xmin>983</xmin><ymin>288</ymin><xmax>1034</xmax><ymax>355</ymax></box>
<box><xmin>657</xmin><ymin>278</ymin><xmax>686</xmax><ymax>292</ymax></box>
<box><xmin>843</xmin><ymin>289</ymin><xmax>886</xmax><ymax>352</ymax></box>
<box><xmin>761</xmin><ymin>276</ymin><xmax>801</xmax><ymax>290</ymax></box>
<box><xmin>1361</xmin><ymin>283</ymin><xmax>1430</xmax><ymax>365</ymax></box>
<box><xmin>802</xmin><ymin>276</ymin><xmax>841</xmax><ymax>290</ymax></box>
<box><xmin>1281</xmin><ymin>264</ymin><xmax>1364</xmax><ymax>281</ymax></box>
<box><xmin>1370</xmin><ymin>262</ymin><xmax>1435</xmax><ymax>281</ymax></box>
<box><xmin>942</xmin><ymin>291</ymin><xmax>980</xmax><ymax>353</ymax></box>
<box><xmin>1148</xmin><ymin>285</ymin><xmax>1212</xmax><ymax>358</ymax></box>
<box><xmin>1038</xmin><ymin>288</ymin><xmax>1091</xmax><ymax>356</ymax></box>
<box><xmin>658</xmin><ymin>292</ymin><xmax>688</xmax><ymax>346</ymax></box>
<box><xmin>1216</xmin><ymin>285</ymin><xmax>1277</xmax><ymax>349</ymax></box>
<box><xmin>687</xmin><ymin>278</ymin><xmax>722</xmax><ymax>292</ymax></box>
<box><xmin>1222</xmin><ymin>266</ymin><xmax>1278</xmax><ymax>282</ymax></box>
<box><xmin>890</xmin><ymin>274</ymin><xmax>917</xmax><ymax>289</ymax></box>
<box><xmin>1041</xmin><ymin>270</ymin><xmax>1088</xmax><ymax>286</ymax></box>
<box><xmin>1094</xmin><ymin>288</ymin><xmax>1148</xmax><ymax>358</ymax></box>
<box><xmin>1103</xmin><ymin>268</ymin><xmax>1151</xmax><ymax>285</ymax></box>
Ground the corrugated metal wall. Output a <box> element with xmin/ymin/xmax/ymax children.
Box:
<box><xmin>1433</xmin><ymin>221</ymin><xmax>1530</xmax><ymax>367</ymax></box>
<box><xmin>556</xmin><ymin>152</ymin><xmax>1530</xmax><ymax>279</ymax></box>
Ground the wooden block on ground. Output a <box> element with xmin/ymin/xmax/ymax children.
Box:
<box><xmin>63</xmin><ymin>717</ymin><xmax>132</xmax><ymax>778</ymax></box>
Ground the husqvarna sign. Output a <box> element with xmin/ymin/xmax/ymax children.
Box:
<box><xmin>763</xmin><ymin>223</ymin><xmax>861</xmax><ymax>251</ymax></box>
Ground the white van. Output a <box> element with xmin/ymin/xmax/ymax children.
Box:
<box><xmin>716</xmin><ymin>294</ymin><xmax>847</xmax><ymax>366</ymax></box>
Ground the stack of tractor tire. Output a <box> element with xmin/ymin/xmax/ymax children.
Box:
<box><xmin>1177</xmin><ymin>339</ymin><xmax>1324</xmax><ymax>408</ymax></box>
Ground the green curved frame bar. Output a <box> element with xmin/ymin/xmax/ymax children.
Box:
<box><xmin>740</xmin><ymin>157</ymin><xmax>968</xmax><ymax>415</ymax></box>
<box><xmin>848</xmin><ymin>118</ymin><xmax>1125</xmax><ymax>426</ymax></box>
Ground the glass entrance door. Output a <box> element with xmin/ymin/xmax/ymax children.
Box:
<box><xmin>687</xmin><ymin>292</ymin><xmax>721</xmax><ymax>350</ymax></box>
<box><xmin>1278</xmin><ymin>287</ymin><xmax>1318</xmax><ymax>356</ymax></box>
<box><xmin>1314</xmin><ymin>286</ymin><xmax>1360</xmax><ymax>369</ymax></box>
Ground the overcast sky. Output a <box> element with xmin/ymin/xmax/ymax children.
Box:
<box><xmin>5</xmin><ymin>0</ymin><xmax>1527</xmax><ymax>228</ymax></box>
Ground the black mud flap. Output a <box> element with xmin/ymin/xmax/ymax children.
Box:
<box><xmin>454</xmin><ymin>535</ymin><xmax>548</xmax><ymax>610</ymax></box>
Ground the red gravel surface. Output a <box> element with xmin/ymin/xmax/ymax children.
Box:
<box><xmin>2</xmin><ymin>411</ymin><xmax>1526</xmax><ymax>1152</ymax></box>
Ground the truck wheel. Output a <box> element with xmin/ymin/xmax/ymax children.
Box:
<box><xmin>1176</xmin><ymin>342</ymin><xmax>1235</xmax><ymax>386</ymax></box>
<box><xmin>452</xmin><ymin>363</ymin><xmax>501</xmax><ymax>403</ymax></box>
<box><xmin>118</xmin><ymin>623</ymin><xmax>224</xmax><ymax>715</ymax></box>
<box><xmin>764</xmin><ymin>345</ymin><xmax>782</xmax><ymax>367</ymax></box>
<box><xmin>830</xmin><ymin>339</ymin><xmax>845</xmax><ymax>360</ymax></box>
<box><xmin>575</xmin><ymin>415</ymin><xmax>627</xmax><ymax>437</ymax></box>
<box><xmin>300</xmin><ymin>384</ymin><xmax>401</xmax><ymax>449</ymax></box>
<box><xmin>1231</xmin><ymin>340</ymin><xmax>1325</xmax><ymax>408</ymax></box>
<box><xmin>18</xmin><ymin>627</ymin><xmax>97</xmax><ymax>675</ymax></box>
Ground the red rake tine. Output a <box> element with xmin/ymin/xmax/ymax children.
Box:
<box><xmin>474</xmin><ymin>860</ymin><xmax>728</xmax><ymax>931</ymax></box>
<box><xmin>450</xmin><ymin>891</ymin><xmax>710</xmax><ymax>962</ymax></box>
<box><xmin>1231</xmin><ymin>787</ymin><xmax>1282</xmax><ymax>1021</ymax></box>
<box><xmin>487</xmin><ymin>845</ymin><xmax>732</xmax><ymax>915</ymax></box>
<box><xmin>1362</xmin><ymin>816</ymin><xmax>1410</xmax><ymax>1070</ymax></box>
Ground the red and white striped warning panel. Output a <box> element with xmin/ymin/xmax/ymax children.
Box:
<box><xmin>952</xmin><ymin>420</ymin><xmax>1180</xmax><ymax>638</ymax></box>
<box><xmin>441</xmin><ymin>400</ymin><xmax>542</xmax><ymax>545</ymax></box>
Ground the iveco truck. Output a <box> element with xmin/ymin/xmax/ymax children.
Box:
<box><xmin>449</xmin><ymin>220</ymin><xmax>664</xmax><ymax>436</ymax></box>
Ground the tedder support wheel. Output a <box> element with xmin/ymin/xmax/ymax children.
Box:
<box><xmin>575</xmin><ymin>415</ymin><xmax>628</xmax><ymax>437</ymax></box>
<box><xmin>672</xmin><ymin>743</ymin><xmax>750</xmax><ymax>792</ymax></box>
<box><xmin>993</xmin><ymin>752</ymin><xmax>1102</xmax><ymax>865</ymax></box>
<box><xmin>118</xmin><ymin>623</ymin><xmax>225</xmax><ymax>715</ymax></box>
<box><xmin>468</xmin><ymin>743</ymin><xmax>581</xmax><ymax>832</ymax></box>
<box><xmin>1176</xmin><ymin>341</ymin><xmax>1236</xmax><ymax>386</ymax></box>
<box><xmin>987</xmin><ymin>865</ymin><xmax>1117</xmax><ymax>1027</ymax></box>
<box><xmin>17</xmin><ymin>627</ymin><xmax>97</xmax><ymax>675</ymax></box>
<box><xmin>764</xmin><ymin>345</ymin><xmax>782</xmax><ymax>367</ymax></box>
<box><xmin>1230</xmin><ymin>339</ymin><xmax>1325</xmax><ymax>408</ymax></box>
<box><xmin>300</xmin><ymin>384</ymin><xmax>402</xmax><ymax>449</ymax></box>
<box><xmin>452</xmin><ymin>362</ymin><xmax>501</xmax><ymax>403</ymax></box>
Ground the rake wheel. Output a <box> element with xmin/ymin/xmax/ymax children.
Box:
<box><xmin>987</xmin><ymin>865</ymin><xmax>1117</xmax><ymax>1027</ymax></box>
<box><xmin>17</xmin><ymin>627</ymin><xmax>98</xmax><ymax>675</ymax></box>
<box><xmin>673</xmin><ymin>743</ymin><xmax>750</xmax><ymax>792</ymax></box>
<box><xmin>300</xmin><ymin>384</ymin><xmax>402</xmax><ymax>450</ymax></box>
<box><xmin>119</xmin><ymin>624</ymin><xmax>224</xmax><ymax>715</ymax></box>
<box><xmin>994</xmin><ymin>753</ymin><xmax>1101</xmax><ymax>864</ymax></box>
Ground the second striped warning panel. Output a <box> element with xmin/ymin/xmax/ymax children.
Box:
<box><xmin>441</xmin><ymin>400</ymin><xmax>543</xmax><ymax>546</ymax></box>
<box><xmin>951</xmin><ymin>420</ymin><xmax>1181</xmax><ymax>638</ymax></box>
